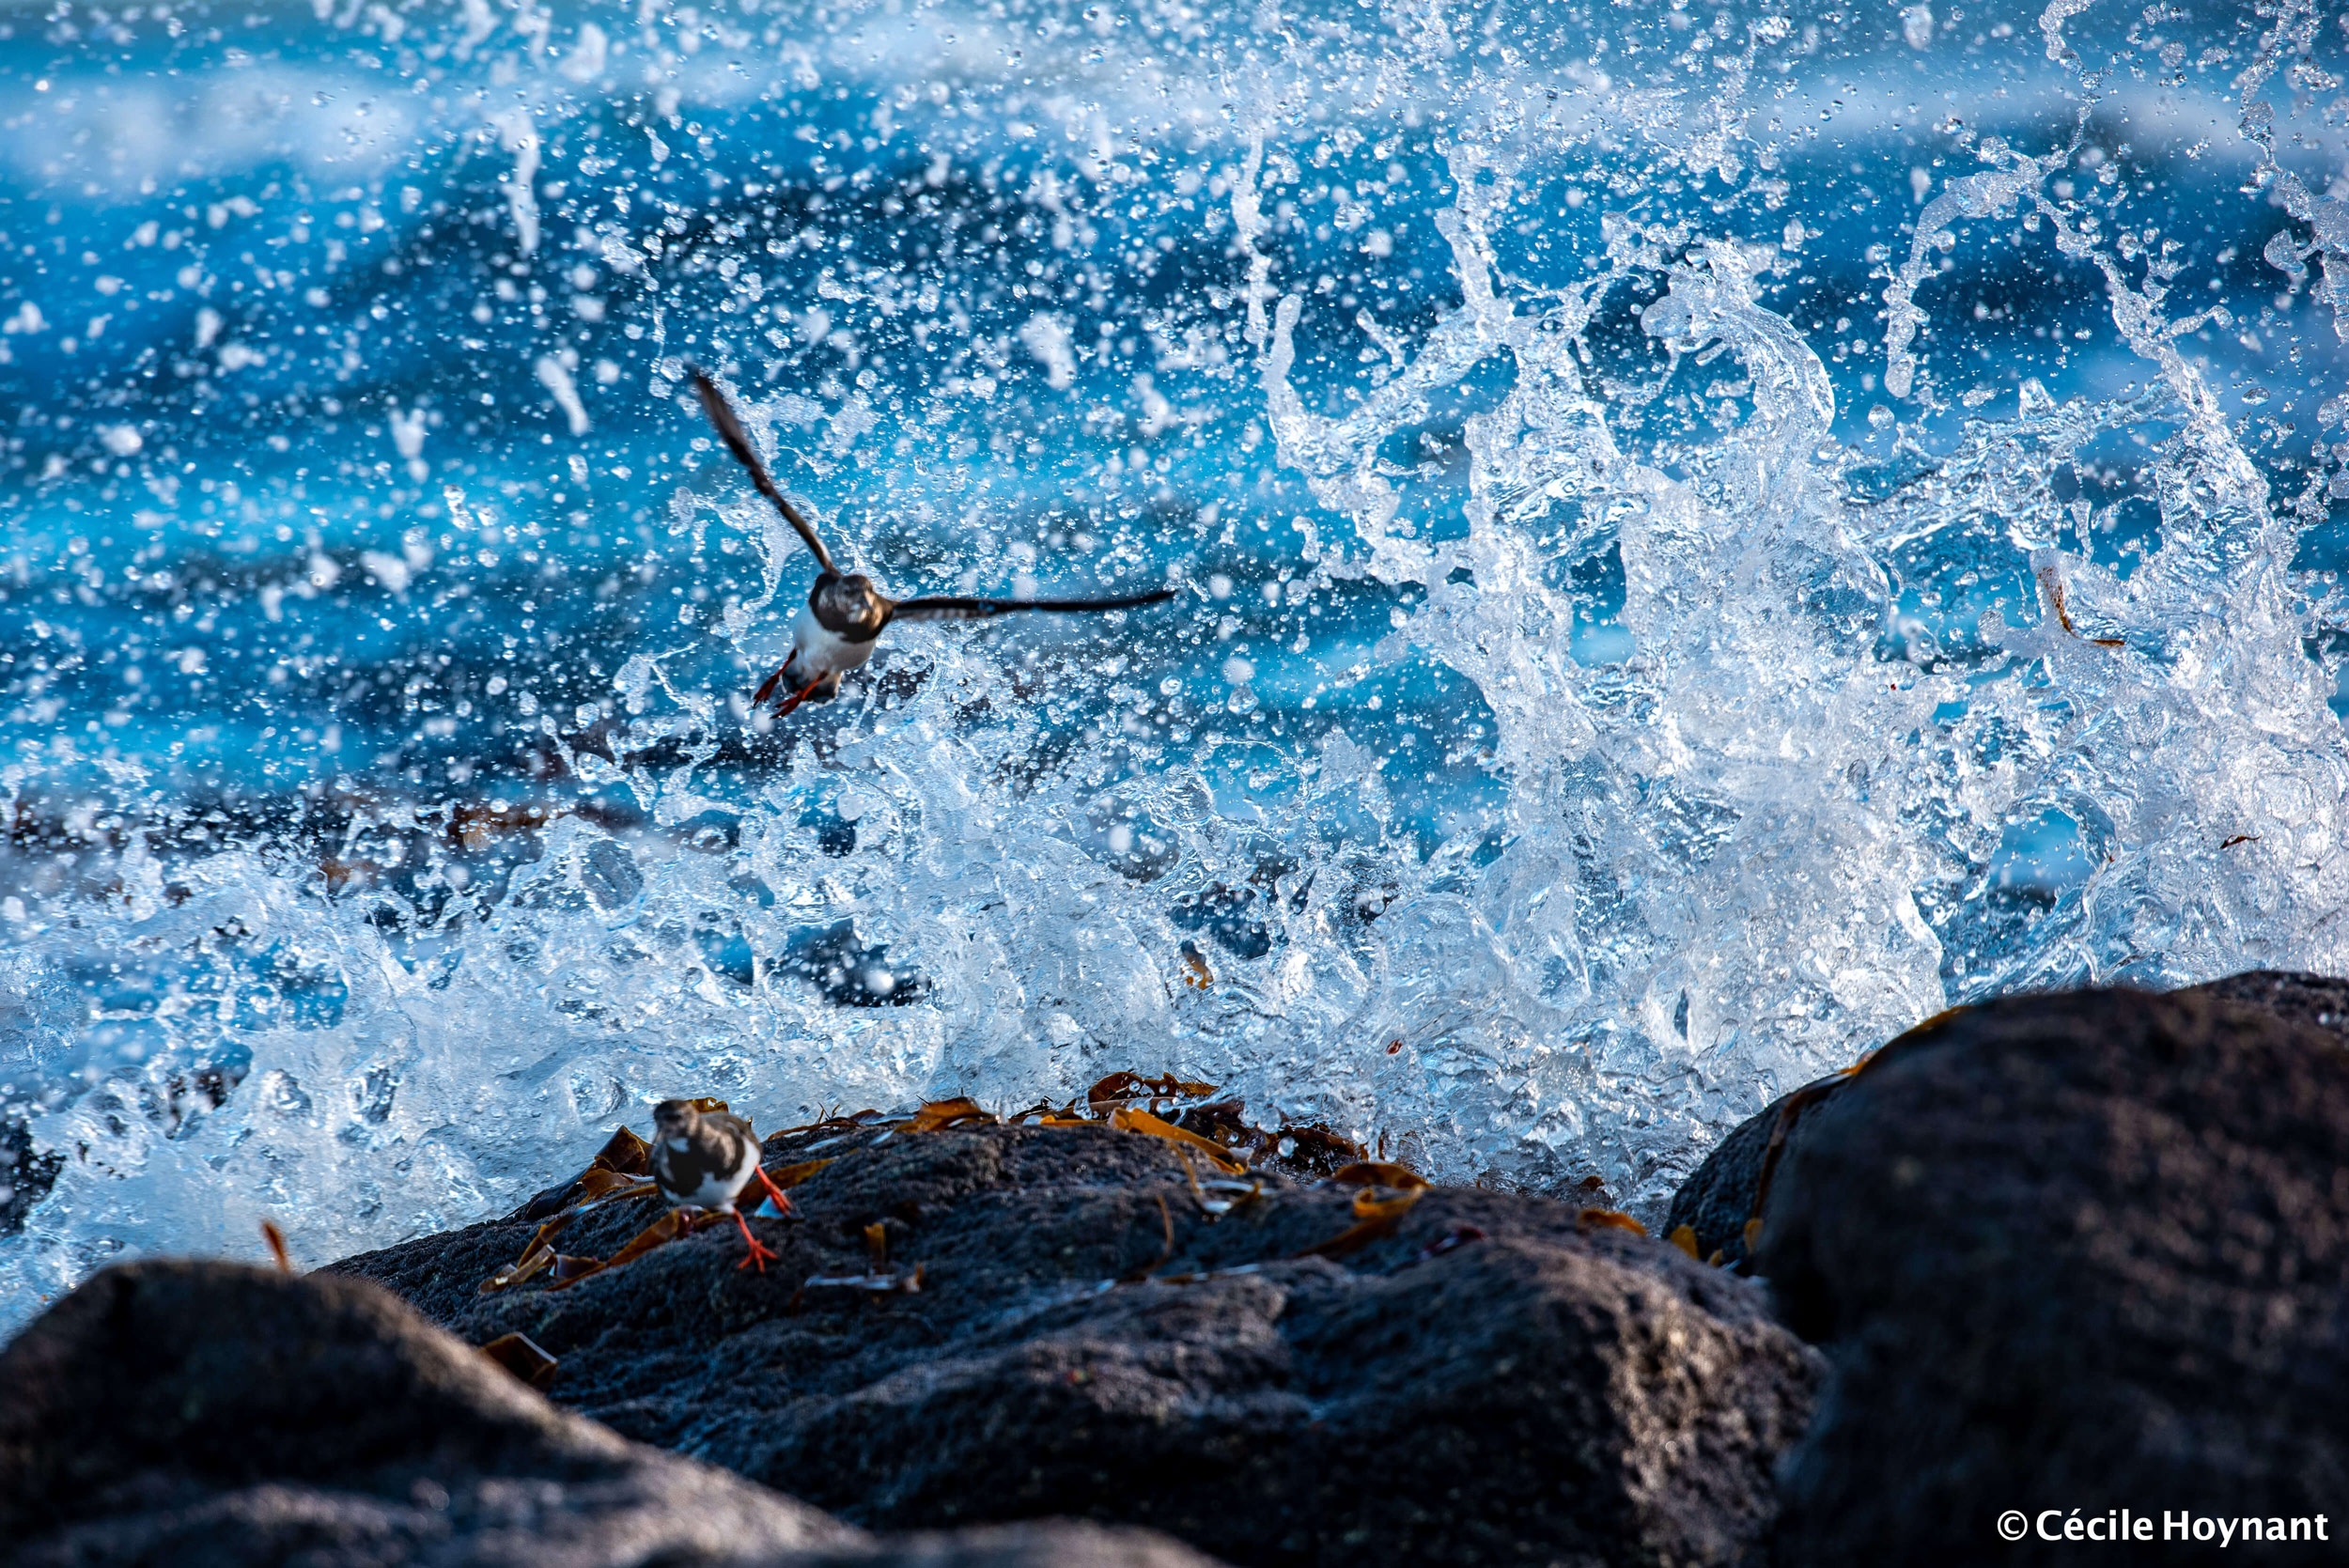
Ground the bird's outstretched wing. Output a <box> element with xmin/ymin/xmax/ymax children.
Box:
<box><xmin>690</xmin><ymin>368</ymin><xmax>836</xmax><ymax>573</ymax></box>
<box><xmin>889</xmin><ymin>587</ymin><xmax>1176</xmax><ymax>625</ymax></box>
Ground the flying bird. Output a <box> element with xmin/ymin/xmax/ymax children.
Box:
<box><xmin>649</xmin><ymin>1098</ymin><xmax>796</xmax><ymax>1273</ymax></box>
<box><xmin>691</xmin><ymin>369</ymin><xmax>1176</xmax><ymax>716</ymax></box>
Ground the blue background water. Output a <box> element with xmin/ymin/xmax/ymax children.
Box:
<box><xmin>3</xmin><ymin>0</ymin><xmax>2347</xmax><ymax>1309</ymax></box>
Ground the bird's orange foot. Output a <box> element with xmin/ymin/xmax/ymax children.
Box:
<box><xmin>732</xmin><ymin>1211</ymin><xmax>781</xmax><ymax>1272</ymax></box>
<box><xmin>769</xmin><ymin>675</ymin><xmax>826</xmax><ymax>718</ymax></box>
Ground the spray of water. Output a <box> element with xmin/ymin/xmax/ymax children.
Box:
<box><xmin>5</xmin><ymin>2</ymin><xmax>2348</xmax><ymax>1327</ymax></box>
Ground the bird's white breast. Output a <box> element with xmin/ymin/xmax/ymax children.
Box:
<box><xmin>790</xmin><ymin>603</ymin><xmax>878</xmax><ymax>679</ymax></box>
<box><xmin>671</xmin><ymin>1137</ymin><xmax>761</xmax><ymax>1210</ymax></box>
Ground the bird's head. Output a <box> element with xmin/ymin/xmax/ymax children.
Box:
<box><xmin>652</xmin><ymin>1099</ymin><xmax>699</xmax><ymax>1141</ymax></box>
<box><xmin>810</xmin><ymin>570</ymin><xmax>891</xmax><ymax>641</ymax></box>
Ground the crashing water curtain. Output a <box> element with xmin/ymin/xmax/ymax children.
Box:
<box><xmin>2</xmin><ymin>0</ymin><xmax>2346</xmax><ymax>1322</ymax></box>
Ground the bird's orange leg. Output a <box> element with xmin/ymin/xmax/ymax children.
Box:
<box><xmin>753</xmin><ymin>1167</ymin><xmax>798</xmax><ymax>1217</ymax></box>
<box><xmin>769</xmin><ymin>675</ymin><xmax>827</xmax><ymax>718</ymax></box>
<box><xmin>732</xmin><ymin>1209</ymin><xmax>781</xmax><ymax>1271</ymax></box>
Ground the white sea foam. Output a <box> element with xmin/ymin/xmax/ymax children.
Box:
<box><xmin>4</xmin><ymin>1</ymin><xmax>2346</xmax><ymax>1332</ymax></box>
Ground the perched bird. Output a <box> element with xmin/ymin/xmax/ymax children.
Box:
<box><xmin>649</xmin><ymin>1098</ymin><xmax>795</xmax><ymax>1272</ymax></box>
<box><xmin>690</xmin><ymin>369</ymin><xmax>1176</xmax><ymax>716</ymax></box>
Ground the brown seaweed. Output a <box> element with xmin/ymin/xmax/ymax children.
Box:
<box><xmin>259</xmin><ymin>1219</ymin><xmax>294</xmax><ymax>1275</ymax></box>
<box><xmin>479</xmin><ymin>1178</ymin><xmax>661</xmax><ymax>1294</ymax></box>
<box><xmin>585</xmin><ymin>1126</ymin><xmax>651</xmax><ymax>1176</ymax></box>
<box><xmin>1273</xmin><ymin>1123</ymin><xmax>1369</xmax><ymax>1178</ymax></box>
<box><xmin>1578</xmin><ymin>1207</ymin><xmax>1648</xmax><ymax>1236</ymax></box>
<box><xmin>904</xmin><ymin>1097</ymin><xmax>996</xmax><ymax>1133</ymax></box>
<box><xmin>1086</xmin><ymin>1071</ymin><xmax>1219</xmax><ymax>1115</ymax></box>
<box><xmin>543</xmin><ymin>1207</ymin><xmax>726</xmax><ymax>1293</ymax></box>
<box><xmin>1108</xmin><ymin>1107</ymin><xmax>1246</xmax><ymax>1173</ymax></box>
<box><xmin>1299</xmin><ymin>1187</ymin><xmax>1425</xmax><ymax>1258</ymax></box>
<box><xmin>479</xmin><ymin>1331</ymin><xmax>560</xmax><ymax>1389</ymax></box>
<box><xmin>2035</xmin><ymin>564</ymin><xmax>2127</xmax><ymax>648</ymax></box>
<box><xmin>1174</xmin><ymin>1146</ymin><xmax>1262</xmax><ymax>1217</ymax></box>
<box><xmin>1328</xmin><ymin>1161</ymin><xmax>1429</xmax><ymax>1190</ymax></box>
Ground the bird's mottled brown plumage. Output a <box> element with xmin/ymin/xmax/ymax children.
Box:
<box><xmin>650</xmin><ymin>1099</ymin><xmax>786</xmax><ymax>1271</ymax></box>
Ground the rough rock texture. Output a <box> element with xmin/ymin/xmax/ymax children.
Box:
<box><xmin>2178</xmin><ymin>967</ymin><xmax>2349</xmax><ymax>1041</ymax></box>
<box><xmin>798</xmin><ymin>1525</ymin><xmax>1238</xmax><ymax>1568</ymax></box>
<box><xmin>0</xmin><ymin>1260</ymin><xmax>1218</xmax><ymax>1568</ymax></box>
<box><xmin>1755</xmin><ymin>984</ymin><xmax>2349</xmax><ymax>1565</ymax></box>
<box><xmin>335</xmin><ymin>1121</ymin><xmax>1825</xmax><ymax>1568</ymax></box>
<box><xmin>0</xmin><ymin>1259</ymin><xmax>850</xmax><ymax>1567</ymax></box>
<box><xmin>1670</xmin><ymin>971</ymin><xmax>2349</xmax><ymax>1273</ymax></box>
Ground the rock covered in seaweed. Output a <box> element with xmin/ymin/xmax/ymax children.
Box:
<box><xmin>1752</xmin><ymin>983</ymin><xmax>2349</xmax><ymax>1565</ymax></box>
<box><xmin>334</xmin><ymin>1118</ymin><xmax>1825</xmax><ymax>1568</ymax></box>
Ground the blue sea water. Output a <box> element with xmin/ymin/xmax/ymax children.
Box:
<box><xmin>3</xmin><ymin>0</ymin><xmax>2347</xmax><ymax>1322</ymax></box>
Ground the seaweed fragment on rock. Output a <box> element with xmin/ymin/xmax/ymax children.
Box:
<box><xmin>1408</xmin><ymin>1224</ymin><xmax>1485</xmax><ymax>1265</ymax></box>
<box><xmin>1108</xmin><ymin>1106</ymin><xmax>1247</xmax><ymax>1173</ymax></box>
<box><xmin>479</xmin><ymin>1330</ymin><xmax>560</xmax><ymax>1389</ymax></box>
<box><xmin>544</xmin><ymin>1208</ymin><xmax>728</xmax><ymax>1293</ymax></box>
<box><xmin>1174</xmin><ymin>1147</ymin><xmax>1263</xmax><ymax>1217</ymax></box>
<box><xmin>481</xmin><ymin>1175</ymin><xmax>663</xmax><ymax>1294</ymax></box>
<box><xmin>1329</xmin><ymin>1161</ymin><xmax>1429</xmax><ymax>1190</ymax></box>
<box><xmin>1579</xmin><ymin>1207</ymin><xmax>1648</xmax><ymax>1236</ymax></box>
<box><xmin>802</xmin><ymin>1220</ymin><xmax>924</xmax><ymax>1292</ymax></box>
<box><xmin>259</xmin><ymin>1219</ymin><xmax>295</xmax><ymax>1274</ymax></box>
<box><xmin>514</xmin><ymin>1125</ymin><xmax>654</xmax><ymax>1221</ymax></box>
<box><xmin>1299</xmin><ymin>1187</ymin><xmax>1426</xmax><ymax>1258</ymax></box>
<box><xmin>904</xmin><ymin>1097</ymin><xmax>996</xmax><ymax>1132</ymax></box>
<box><xmin>1085</xmin><ymin>1071</ymin><xmax>1220</xmax><ymax>1115</ymax></box>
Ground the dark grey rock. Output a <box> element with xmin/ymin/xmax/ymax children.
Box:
<box><xmin>1659</xmin><ymin>1071</ymin><xmax>1852</xmax><ymax>1273</ymax></box>
<box><xmin>0</xmin><ymin>1259</ymin><xmax>852</xmax><ymax>1567</ymax></box>
<box><xmin>334</xmin><ymin>1121</ymin><xmax>1824</xmax><ymax>1568</ymax></box>
<box><xmin>803</xmin><ymin>1523</ymin><xmax>1236</xmax><ymax>1568</ymax></box>
<box><xmin>1668</xmin><ymin>971</ymin><xmax>2349</xmax><ymax>1274</ymax></box>
<box><xmin>1662</xmin><ymin>1008</ymin><xmax>1980</xmax><ymax>1274</ymax></box>
<box><xmin>1756</xmin><ymin>984</ymin><xmax>2349</xmax><ymax>1565</ymax></box>
<box><xmin>0</xmin><ymin>1259</ymin><xmax>1223</xmax><ymax>1568</ymax></box>
<box><xmin>2175</xmin><ymin>968</ymin><xmax>2349</xmax><ymax>1042</ymax></box>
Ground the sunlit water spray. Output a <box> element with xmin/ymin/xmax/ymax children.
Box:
<box><xmin>5</xmin><ymin>1</ymin><xmax>2349</xmax><ymax>1327</ymax></box>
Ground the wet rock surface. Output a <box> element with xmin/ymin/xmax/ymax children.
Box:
<box><xmin>0</xmin><ymin>1258</ymin><xmax>1223</xmax><ymax>1568</ymax></box>
<box><xmin>1753</xmin><ymin>982</ymin><xmax>2349</xmax><ymax>1565</ymax></box>
<box><xmin>334</xmin><ymin>1122</ymin><xmax>1825</xmax><ymax>1568</ymax></box>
